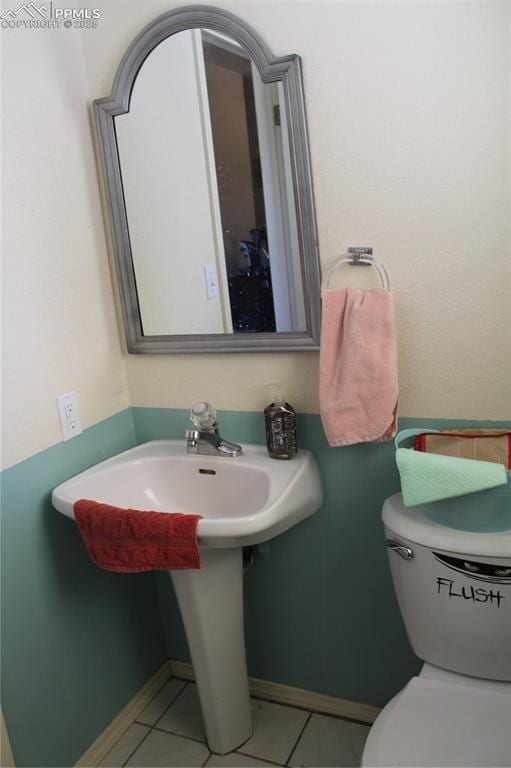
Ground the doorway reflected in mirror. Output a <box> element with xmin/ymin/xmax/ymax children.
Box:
<box><xmin>202</xmin><ymin>31</ymin><xmax>276</xmax><ymax>333</ymax></box>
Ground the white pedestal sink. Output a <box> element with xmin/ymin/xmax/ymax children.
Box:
<box><xmin>52</xmin><ymin>441</ymin><xmax>323</xmax><ymax>753</ymax></box>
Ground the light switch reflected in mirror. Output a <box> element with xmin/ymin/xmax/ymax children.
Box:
<box><xmin>94</xmin><ymin>7</ymin><xmax>320</xmax><ymax>352</ymax></box>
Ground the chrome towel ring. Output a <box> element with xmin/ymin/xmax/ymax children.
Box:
<box><xmin>322</xmin><ymin>247</ymin><xmax>391</xmax><ymax>291</ymax></box>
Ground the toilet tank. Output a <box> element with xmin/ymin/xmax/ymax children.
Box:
<box><xmin>382</xmin><ymin>493</ymin><xmax>511</xmax><ymax>682</ymax></box>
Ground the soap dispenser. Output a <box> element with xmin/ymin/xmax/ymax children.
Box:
<box><xmin>264</xmin><ymin>385</ymin><xmax>297</xmax><ymax>459</ymax></box>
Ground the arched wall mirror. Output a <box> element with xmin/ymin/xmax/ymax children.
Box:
<box><xmin>94</xmin><ymin>5</ymin><xmax>321</xmax><ymax>353</ymax></box>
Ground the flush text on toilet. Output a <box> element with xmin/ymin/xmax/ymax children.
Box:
<box><xmin>436</xmin><ymin>577</ymin><xmax>504</xmax><ymax>608</ymax></box>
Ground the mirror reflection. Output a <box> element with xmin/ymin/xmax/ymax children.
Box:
<box><xmin>115</xmin><ymin>28</ymin><xmax>306</xmax><ymax>336</ymax></box>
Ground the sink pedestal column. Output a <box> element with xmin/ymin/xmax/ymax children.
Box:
<box><xmin>169</xmin><ymin>547</ymin><xmax>253</xmax><ymax>754</ymax></box>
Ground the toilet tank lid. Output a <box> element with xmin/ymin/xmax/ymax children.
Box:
<box><xmin>382</xmin><ymin>493</ymin><xmax>511</xmax><ymax>558</ymax></box>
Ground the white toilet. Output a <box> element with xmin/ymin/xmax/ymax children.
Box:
<box><xmin>362</xmin><ymin>493</ymin><xmax>511</xmax><ymax>767</ymax></box>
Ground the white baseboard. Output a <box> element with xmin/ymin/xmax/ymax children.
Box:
<box><xmin>75</xmin><ymin>661</ymin><xmax>172</xmax><ymax>767</ymax></box>
<box><xmin>170</xmin><ymin>660</ymin><xmax>380</xmax><ymax>724</ymax></box>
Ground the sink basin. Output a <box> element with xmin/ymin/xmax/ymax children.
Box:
<box><xmin>52</xmin><ymin>440</ymin><xmax>322</xmax><ymax>548</ymax></box>
<box><xmin>52</xmin><ymin>439</ymin><xmax>323</xmax><ymax>755</ymax></box>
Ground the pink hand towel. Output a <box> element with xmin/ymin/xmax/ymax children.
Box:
<box><xmin>319</xmin><ymin>287</ymin><xmax>398</xmax><ymax>447</ymax></box>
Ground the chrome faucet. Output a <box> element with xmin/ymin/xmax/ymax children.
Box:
<box><xmin>184</xmin><ymin>402</ymin><xmax>242</xmax><ymax>458</ymax></box>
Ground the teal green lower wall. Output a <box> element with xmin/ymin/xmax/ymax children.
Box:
<box><xmin>3</xmin><ymin>407</ymin><xmax>509</xmax><ymax>766</ymax></box>
<box><xmin>132</xmin><ymin>408</ymin><xmax>511</xmax><ymax>708</ymax></box>
<box><xmin>1</xmin><ymin>410</ymin><xmax>167</xmax><ymax>768</ymax></box>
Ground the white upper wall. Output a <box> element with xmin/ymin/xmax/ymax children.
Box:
<box><xmin>1</xmin><ymin>22</ymin><xmax>130</xmax><ymax>469</ymax></box>
<box><xmin>81</xmin><ymin>0</ymin><xmax>510</xmax><ymax>420</ymax></box>
<box><xmin>2</xmin><ymin>0</ymin><xmax>509</xmax><ymax>471</ymax></box>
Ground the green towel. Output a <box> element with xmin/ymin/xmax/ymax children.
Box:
<box><xmin>396</xmin><ymin>448</ymin><xmax>508</xmax><ymax>507</ymax></box>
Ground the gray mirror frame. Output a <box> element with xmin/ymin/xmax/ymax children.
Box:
<box><xmin>93</xmin><ymin>5</ymin><xmax>321</xmax><ymax>353</ymax></box>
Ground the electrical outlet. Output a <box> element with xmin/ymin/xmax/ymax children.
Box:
<box><xmin>57</xmin><ymin>391</ymin><xmax>82</xmax><ymax>442</ymax></box>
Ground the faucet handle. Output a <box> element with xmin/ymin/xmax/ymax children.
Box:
<box><xmin>190</xmin><ymin>402</ymin><xmax>217</xmax><ymax>431</ymax></box>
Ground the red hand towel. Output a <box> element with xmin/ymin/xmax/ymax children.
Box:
<box><xmin>74</xmin><ymin>499</ymin><xmax>202</xmax><ymax>572</ymax></box>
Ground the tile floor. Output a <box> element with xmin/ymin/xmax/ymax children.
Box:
<box><xmin>99</xmin><ymin>677</ymin><xmax>370</xmax><ymax>768</ymax></box>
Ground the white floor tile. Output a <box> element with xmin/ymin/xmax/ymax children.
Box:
<box><xmin>157</xmin><ymin>682</ymin><xmax>206</xmax><ymax>741</ymax></box>
<box><xmin>99</xmin><ymin>723</ymin><xmax>150</xmax><ymax>767</ymax></box>
<box><xmin>126</xmin><ymin>729</ymin><xmax>210</xmax><ymax>767</ymax></box>
<box><xmin>207</xmin><ymin>753</ymin><xmax>278</xmax><ymax>767</ymax></box>
<box><xmin>240</xmin><ymin>700</ymin><xmax>309</xmax><ymax>765</ymax></box>
<box><xmin>136</xmin><ymin>677</ymin><xmax>187</xmax><ymax>726</ymax></box>
<box><xmin>288</xmin><ymin>713</ymin><xmax>370</xmax><ymax>768</ymax></box>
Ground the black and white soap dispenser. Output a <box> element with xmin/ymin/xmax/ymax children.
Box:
<box><xmin>264</xmin><ymin>384</ymin><xmax>297</xmax><ymax>459</ymax></box>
